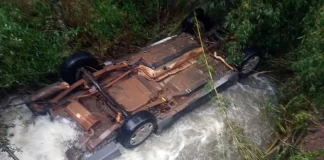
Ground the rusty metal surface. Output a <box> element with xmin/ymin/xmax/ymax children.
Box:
<box><xmin>86</xmin><ymin>123</ymin><xmax>121</xmax><ymax>151</ymax></box>
<box><xmin>79</xmin><ymin>129</ymin><xmax>94</xmax><ymax>148</ymax></box>
<box><xmin>65</xmin><ymin>101</ymin><xmax>99</xmax><ymax>130</ymax></box>
<box><xmin>75</xmin><ymin>96</ymin><xmax>121</xmax><ymax>151</ymax></box>
<box><xmin>131</xmin><ymin>98</ymin><xmax>166</xmax><ymax>114</ymax></box>
<box><xmin>136</xmin><ymin>75</ymin><xmax>162</xmax><ymax>96</ymax></box>
<box><xmin>161</xmin><ymin>66</ymin><xmax>208</xmax><ymax>94</ymax></box>
<box><xmin>136</xmin><ymin>47</ymin><xmax>203</xmax><ymax>81</ymax></box>
<box><xmin>50</xmin><ymin>62</ymin><xmax>128</xmax><ymax>103</ymax></box>
<box><xmin>140</xmin><ymin>33</ymin><xmax>199</xmax><ymax>67</ymax></box>
<box><xmin>33</xmin><ymin>32</ymin><xmax>233</xmax><ymax>153</ymax></box>
<box><xmin>30</xmin><ymin>103</ymin><xmax>47</xmax><ymax>113</ymax></box>
<box><xmin>108</xmin><ymin>77</ymin><xmax>153</xmax><ymax>112</ymax></box>
<box><xmin>31</xmin><ymin>82</ymin><xmax>69</xmax><ymax>102</ymax></box>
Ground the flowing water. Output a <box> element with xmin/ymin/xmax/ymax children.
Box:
<box><xmin>0</xmin><ymin>74</ymin><xmax>276</xmax><ymax>160</ymax></box>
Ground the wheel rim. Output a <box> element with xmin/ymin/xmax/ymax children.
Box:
<box><xmin>241</xmin><ymin>56</ymin><xmax>260</xmax><ymax>74</ymax></box>
<box><xmin>130</xmin><ymin>123</ymin><xmax>154</xmax><ymax>146</ymax></box>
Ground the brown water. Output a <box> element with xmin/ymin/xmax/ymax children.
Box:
<box><xmin>1</xmin><ymin>74</ymin><xmax>276</xmax><ymax>160</ymax></box>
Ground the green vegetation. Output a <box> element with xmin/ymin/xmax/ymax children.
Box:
<box><xmin>0</xmin><ymin>1</ymin><xmax>69</xmax><ymax>87</ymax></box>
<box><xmin>0</xmin><ymin>0</ymin><xmax>323</xmax><ymax>159</ymax></box>
<box><xmin>195</xmin><ymin>12</ymin><xmax>266</xmax><ymax>160</ymax></box>
<box><xmin>198</xmin><ymin>0</ymin><xmax>324</xmax><ymax>159</ymax></box>
<box><xmin>0</xmin><ymin>0</ymin><xmax>188</xmax><ymax>88</ymax></box>
<box><xmin>289</xmin><ymin>150</ymin><xmax>324</xmax><ymax>160</ymax></box>
<box><xmin>222</xmin><ymin>0</ymin><xmax>323</xmax><ymax>159</ymax></box>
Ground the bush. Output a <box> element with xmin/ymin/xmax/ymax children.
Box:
<box><xmin>0</xmin><ymin>2</ymin><xmax>70</xmax><ymax>88</ymax></box>
<box><xmin>223</xmin><ymin>0</ymin><xmax>319</xmax><ymax>62</ymax></box>
<box><xmin>221</xmin><ymin>0</ymin><xmax>324</xmax><ymax>158</ymax></box>
<box><xmin>0</xmin><ymin>0</ymin><xmax>182</xmax><ymax>88</ymax></box>
<box><xmin>222</xmin><ymin>0</ymin><xmax>323</xmax><ymax>106</ymax></box>
<box><xmin>292</xmin><ymin>5</ymin><xmax>324</xmax><ymax>107</ymax></box>
<box><xmin>88</xmin><ymin>1</ymin><xmax>124</xmax><ymax>41</ymax></box>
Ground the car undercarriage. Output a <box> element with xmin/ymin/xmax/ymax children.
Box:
<box><xmin>5</xmin><ymin>9</ymin><xmax>262</xmax><ymax>160</ymax></box>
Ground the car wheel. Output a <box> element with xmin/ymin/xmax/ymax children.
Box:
<box><xmin>60</xmin><ymin>51</ymin><xmax>100</xmax><ymax>84</ymax></box>
<box><xmin>117</xmin><ymin>111</ymin><xmax>156</xmax><ymax>149</ymax></box>
<box><xmin>238</xmin><ymin>48</ymin><xmax>262</xmax><ymax>76</ymax></box>
<box><xmin>182</xmin><ymin>8</ymin><xmax>212</xmax><ymax>34</ymax></box>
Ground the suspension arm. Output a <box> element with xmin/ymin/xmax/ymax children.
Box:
<box><xmin>80</xmin><ymin>68</ymin><xmax>130</xmax><ymax>118</ymax></box>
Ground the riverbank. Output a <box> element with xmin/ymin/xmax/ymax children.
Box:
<box><xmin>302</xmin><ymin>122</ymin><xmax>324</xmax><ymax>159</ymax></box>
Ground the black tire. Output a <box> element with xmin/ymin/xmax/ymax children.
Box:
<box><xmin>60</xmin><ymin>51</ymin><xmax>100</xmax><ymax>84</ymax></box>
<box><xmin>117</xmin><ymin>111</ymin><xmax>157</xmax><ymax>149</ymax></box>
<box><xmin>26</xmin><ymin>103</ymin><xmax>48</xmax><ymax>116</ymax></box>
<box><xmin>238</xmin><ymin>47</ymin><xmax>262</xmax><ymax>77</ymax></box>
<box><xmin>181</xmin><ymin>8</ymin><xmax>213</xmax><ymax>34</ymax></box>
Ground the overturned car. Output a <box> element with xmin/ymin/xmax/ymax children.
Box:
<box><xmin>21</xmin><ymin>10</ymin><xmax>262</xmax><ymax>160</ymax></box>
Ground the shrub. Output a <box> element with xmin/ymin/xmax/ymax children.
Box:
<box><xmin>292</xmin><ymin>5</ymin><xmax>324</xmax><ymax>107</ymax></box>
<box><xmin>0</xmin><ymin>2</ymin><xmax>70</xmax><ymax>87</ymax></box>
<box><xmin>88</xmin><ymin>1</ymin><xmax>123</xmax><ymax>41</ymax></box>
<box><xmin>223</xmin><ymin>0</ymin><xmax>319</xmax><ymax>62</ymax></box>
<box><xmin>0</xmin><ymin>0</ymin><xmax>176</xmax><ymax>88</ymax></box>
<box><xmin>221</xmin><ymin>0</ymin><xmax>324</xmax><ymax>158</ymax></box>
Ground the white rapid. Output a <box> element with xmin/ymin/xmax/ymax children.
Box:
<box><xmin>0</xmin><ymin>74</ymin><xmax>276</xmax><ymax>160</ymax></box>
<box><xmin>0</xmin><ymin>106</ymin><xmax>79</xmax><ymax>160</ymax></box>
<box><xmin>117</xmin><ymin>74</ymin><xmax>276</xmax><ymax>160</ymax></box>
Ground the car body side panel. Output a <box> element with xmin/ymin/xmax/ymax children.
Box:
<box><xmin>86</xmin><ymin>142</ymin><xmax>121</xmax><ymax>160</ymax></box>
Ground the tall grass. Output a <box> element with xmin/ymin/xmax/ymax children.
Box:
<box><xmin>0</xmin><ymin>0</ymin><xmax>192</xmax><ymax>89</ymax></box>
<box><xmin>192</xmin><ymin>0</ymin><xmax>324</xmax><ymax>159</ymax></box>
<box><xmin>222</xmin><ymin>0</ymin><xmax>324</xmax><ymax>158</ymax></box>
<box><xmin>0</xmin><ymin>1</ymin><xmax>70</xmax><ymax>88</ymax></box>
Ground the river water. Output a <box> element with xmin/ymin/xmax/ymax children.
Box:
<box><xmin>1</xmin><ymin>74</ymin><xmax>276</xmax><ymax>160</ymax></box>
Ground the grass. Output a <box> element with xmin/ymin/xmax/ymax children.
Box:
<box><xmin>196</xmin><ymin>1</ymin><xmax>324</xmax><ymax>159</ymax></box>
<box><xmin>222</xmin><ymin>0</ymin><xmax>324</xmax><ymax>159</ymax></box>
<box><xmin>0</xmin><ymin>0</ymin><xmax>207</xmax><ymax>90</ymax></box>
<box><xmin>194</xmin><ymin>12</ymin><xmax>265</xmax><ymax>160</ymax></box>
<box><xmin>0</xmin><ymin>4</ymin><xmax>70</xmax><ymax>88</ymax></box>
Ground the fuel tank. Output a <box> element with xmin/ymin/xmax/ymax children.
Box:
<box><xmin>65</xmin><ymin>101</ymin><xmax>99</xmax><ymax>130</ymax></box>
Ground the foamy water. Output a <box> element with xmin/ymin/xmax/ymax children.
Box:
<box><xmin>117</xmin><ymin>74</ymin><xmax>276</xmax><ymax>160</ymax></box>
<box><xmin>1</xmin><ymin>106</ymin><xmax>79</xmax><ymax>160</ymax></box>
<box><xmin>1</xmin><ymin>74</ymin><xmax>276</xmax><ymax>160</ymax></box>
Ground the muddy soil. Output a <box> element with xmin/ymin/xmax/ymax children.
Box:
<box><xmin>302</xmin><ymin>122</ymin><xmax>324</xmax><ymax>159</ymax></box>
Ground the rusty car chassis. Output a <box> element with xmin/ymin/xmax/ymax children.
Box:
<box><xmin>20</xmin><ymin>19</ymin><xmax>262</xmax><ymax>159</ymax></box>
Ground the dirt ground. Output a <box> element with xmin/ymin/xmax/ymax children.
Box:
<box><xmin>302</xmin><ymin>122</ymin><xmax>324</xmax><ymax>159</ymax></box>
